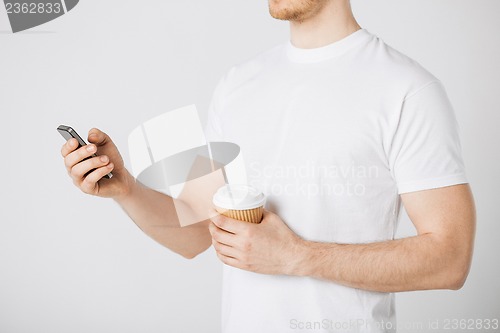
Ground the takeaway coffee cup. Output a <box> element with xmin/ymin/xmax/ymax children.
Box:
<box><xmin>213</xmin><ymin>184</ymin><xmax>266</xmax><ymax>223</ymax></box>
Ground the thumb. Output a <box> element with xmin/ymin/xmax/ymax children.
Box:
<box><xmin>88</xmin><ymin>128</ymin><xmax>109</xmax><ymax>146</ymax></box>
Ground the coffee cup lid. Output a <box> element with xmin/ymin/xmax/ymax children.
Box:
<box><xmin>213</xmin><ymin>184</ymin><xmax>266</xmax><ymax>210</ymax></box>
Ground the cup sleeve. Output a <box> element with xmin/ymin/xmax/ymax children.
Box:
<box><xmin>388</xmin><ymin>80</ymin><xmax>468</xmax><ymax>194</ymax></box>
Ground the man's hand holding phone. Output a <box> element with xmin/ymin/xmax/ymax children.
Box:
<box><xmin>58</xmin><ymin>126</ymin><xmax>216</xmax><ymax>258</ymax></box>
<box><xmin>60</xmin><ymin>128</ymin><xmax>133</xmax><ymax>199</ymax></box>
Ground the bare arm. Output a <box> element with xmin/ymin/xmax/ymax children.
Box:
<box><xmin>113</xmin><ymin>179</ymin><xmax>212</xmax><ymax>259</ymax></box>
<box><xmin>293</xmin><ymin>184</ymin><xmax>476</xmax><ymax>292</ymax></box>
<box><xmin>209</xmin><ymin>184</ymin><xmax>476</xmax><ymax>292</ymax></box>
<box><xmin>61</xmin><ymin>128</ymin><xmax>212</xmax><ymax>259</ymax></box>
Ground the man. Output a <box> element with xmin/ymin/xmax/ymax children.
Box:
<box><xmin>61</xmin><ymin>0</ymin><xmax>476</xmax><ymax>332</ymax></box>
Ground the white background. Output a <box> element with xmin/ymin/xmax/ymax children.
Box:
<box><xmin>0</xmin><ymin>0</ymin><xmax>499</xmax><ymax>332</ymax></box>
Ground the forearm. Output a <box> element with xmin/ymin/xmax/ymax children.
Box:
<box><xmin>293</xmin><ymin>233</ymin><xmax>467</xmax><ymax>293</ymax></box>
<box><xmin>114</xmin><ymin>176</ymin><xmax>211</xmax><ymax>259</ymax></box>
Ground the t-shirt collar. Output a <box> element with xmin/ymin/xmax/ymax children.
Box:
<box><xmin>285</xmin><ymin>28</ymin><xmax>372</xmax><ymax>63</ymax></box>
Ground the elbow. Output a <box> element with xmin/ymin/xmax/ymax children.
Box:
<box><xmin>443</xmin><ymin>252</ymin><xmax>472</xmax><ymax>290</ymax></box>
<box><xmin>181</xmin><ymin>253</ymin><xmax>197</xmax><ymax>260</ymax></box>
<box><xmin>181</xmin><ymin>251</ymin><xmax>202</xmax><ymax>260</ymax></box>
<box><xmin>178</xmin><ymin>243</ymin><xmax>211</xmax><ymax>260</ymax></box>
<box><xmin>438</xmin><ymin>231</ymin><xmax>475</xmax><ymax>290</ymax></box>
<box><xmin>430</xmin><ymin>242</ymin><xmax>473</xmax><ymax>291</ymax></box>
<box><xmin>447</xmin><ymin>265</ymin><xmax>470</xmax><ymax>290</ymax></box>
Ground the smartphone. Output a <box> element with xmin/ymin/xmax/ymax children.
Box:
<box><xmin>57</xmin><ymin>125</ymin><xmax>113</xmax><ymax>179</ymax></box>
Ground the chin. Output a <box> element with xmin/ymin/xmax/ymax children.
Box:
<box><xmin>268</xmin><ymin>0</ymin><xmax>320</xmax><ymax>22</ymax></box>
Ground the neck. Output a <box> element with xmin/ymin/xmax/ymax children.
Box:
<box><xmin>290</xmin><ymin>0</ymin><xmax>361</xmax><ymax>49</ymax></box>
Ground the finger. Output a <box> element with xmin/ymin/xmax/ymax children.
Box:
<box><xmin>80</xmin><ymin>163</ymin><xmax>114</xmax><ymax>194</ymax></box>
<box><xmin>209</xmin><ymin>222</ymin><xmax>238</xmax><ymax>246</ymax></box>
<box><xmin>215</xmin><ymin>251</ymin><xmax>239</xmax><ymax>267</ymax></box>
<box><xmin>60</xmin><ymin>138</ymin><xmax>79</xmax><ymax>158</ymax></box>
<box><xmin>70</xmin><ymin>155</ymin><xmax>110</xmax><ymax>181</ymax></box>
<box><xmin>212</xmin><ymin>239</ymin><xmax>240</xmax><ymax>258</ymax></box>
<box><xmin>88</xmin><ymin>128</ymin><xmax>110</xmax><ymax>146</ymax></box>
<box><xmin>210</xmin><ymin>210</ymin><xmax>250</xmax><ymax>234</ymax></box>
<box><xmin>64</xmin><ymin>144</ymin><xmax>97</xmax><ymax>171</ymax></box>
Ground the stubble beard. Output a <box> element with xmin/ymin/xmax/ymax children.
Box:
<box><xmin>268</xmin><ymin>0</ymin><xmax>326</xmax><ymax>22</ymax></box>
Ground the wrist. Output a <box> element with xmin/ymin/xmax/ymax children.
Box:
<box><xmin>287</xmin><ymin>237</ymin><xmax>315</xmax><ymax>277</ymax></box>
<box><xmin>113</xmin><ymin>171</ymin><xmax>139</xmax><ymax>203</ymax></box>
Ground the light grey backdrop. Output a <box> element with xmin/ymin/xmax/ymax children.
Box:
<box><xmin>0</xmin><ymin>0</ymin><xmax>498</xmax><ymax>332</ymax></box>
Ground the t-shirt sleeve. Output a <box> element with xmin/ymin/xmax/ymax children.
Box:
<box><xmin>204</xmin><ymin>75</ymin><xmax>227</xmax><ymax>143</ymax></box>
<box><xmin>388</xmin><ymin>80</ymin><xmax>468</xmax><ymax>194</ymax></box>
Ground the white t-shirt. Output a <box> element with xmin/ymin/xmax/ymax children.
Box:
<box><xmin>204</xmin><ymin>28</ymin><xmax>467</xmax><ymax>333</ymax></box>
